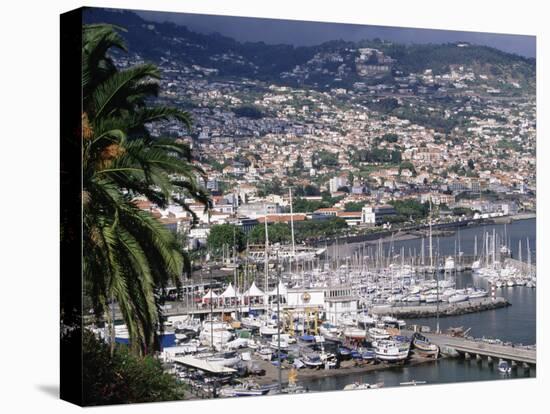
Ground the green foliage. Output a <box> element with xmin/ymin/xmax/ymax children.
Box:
<box><xmin>257</xmin><ymin>177</ymin><xmax>283</xmax><ymax>197</ymax></box>
<box><xmin>293</xmin><ymin>197</ymin><xmax>329</xmax><ymax>213</ymax></box>
<box><xmin>399</xmin><ymin>161</ymin><xmax>417</xmax><ymax>176</ymax></box>
<box><xmin>352</xmin><ymin>148</ymin><xmax>402</xmax><ymax>164</ymax></box>
<box><xmin>233</xmin><ymin>105</ymin><xmax>264</xmax><ymax>119</ymax></box>
<box><xmin>81</xmin><ymin>330</ymin><xmax>184</xmax><ymax>405</ymax></box>
<box><xmin>294</xmin><ymin>217</ymin><xmax>348</xmax><ymax>242</ymax></box>
<box><xmin>207</xmin><ymin>224</ymin><xmax>246</xmax><ymax>254</ymax></box>
<box><xmin>293</xmin><ymin>184</ymin><xmax>321</xmax><ymax>197</ymax></box>
<box><xmin>312</xmin><ymin>150</ymin><xmax>339</xmax><ymax>168</ymax></box>
<box><xmin>381</xmin><ymin>133</ymin><xmax>399</xmax><ymax>143</ymax></box>
<box><xmin>366</xmin><ymin>98</ymin><xmax>400</xmax><ymax>114</ymax></box>
<box><xmin>344</xmin><ymin>202</ymin><xmax>365</xmax><ymax>212</ymax></box>
<box><xmin>452</xmin><ymin>207</ymin><xmax>475</xmax><ymax>217</ymax></box>
<box><xmin>390</xmin><ymin>199</ymin><xmax>430</xmax><ymax>219</ymax></box>
<box><xmin>248</xmin><ymin>223</ymin><xmax>291</xmax><ymax>244</ymax></box>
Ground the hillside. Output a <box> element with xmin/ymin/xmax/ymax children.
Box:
<box><xmin>83</xmin><ymin>8</ymin><xmax>535</xmax><ymax>94</ymax></box>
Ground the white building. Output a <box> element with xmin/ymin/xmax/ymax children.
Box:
<box><xmin>324</xmin><ymin>286</ymin><xmax>359</xmax><ymax>325</ymax></box>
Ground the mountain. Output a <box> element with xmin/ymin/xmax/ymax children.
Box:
<box><xmin>83</xmin><ymin>8</ymin><xmax>535</xmax><ymax>92</ymax></box>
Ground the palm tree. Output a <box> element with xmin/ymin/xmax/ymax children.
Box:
<box><xmin>82</xmin><ymin>24</ymin><xmax>210</xmax><ymax>355</ymax></box>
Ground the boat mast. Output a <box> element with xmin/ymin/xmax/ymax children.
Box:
<box><xmin>264</xmin><ymin>206</ymin><xmax>270</xmax><ymax>312</ymax></box>
<box><xmin>429</xmin><ymin>199</ymin><xmax>433</xmax><ymax>270</ymax></box>
<box><xmin>289</xmin><ymin>187</ymin><xmax>296</xmax><ymax>274</ymax></box>
<box><xmin>276</xmin><ymin>253</ymin><xmax>282</xmax><ymax>391</ymax></box>
<box><xmin>233</xmin><ymin>226</ymin><xmax>238</xmax><ymax>321</ymax></box>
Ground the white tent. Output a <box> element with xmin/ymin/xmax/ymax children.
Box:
<box><xmin>244</xmin><ymin>281</ymin><xmax>265</xmax><ymax>297</ymax></box>
<box><xmin>268</xmin><ymin>281</ymin><xmax>288</xmax><ymax>296</ymax></box>
<box><xmin>220</xmin><ymin>282</ymin><xmax>237</xmax><ymax>298</ymax></box>
<box><xmin>202</xmin><ymin>289</ymin><xmax>219</xmax><ymax>302</ymax></box>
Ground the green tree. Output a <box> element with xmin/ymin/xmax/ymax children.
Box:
<box><xmin>248</xmin><ymin>223</ymin><xmax>291</xmax><ymax>244</ymax></box>
<box><xmin>82</xmin><ymin>24</ymin><xmax>210</xmax><ymax>355</ymax></box>
<box><xmin>79</xmin><ymin>330</ymin><xmax>184</xmax><ymax>405</ymax></box>
<box><xmin>344</xmin><ymin>202</ymin><xmax>365</xmax><ymax>212</ymax></box>
<box><xmin>207</xmin><ymin>224</ymin><xmax>245</xmax><ymax>254</ymax></box>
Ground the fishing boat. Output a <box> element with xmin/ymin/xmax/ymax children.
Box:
<box><xmin>372</xmin><ymin>339</ymin><xmax>410</xmax><ymax>362</ymax></box>
<box><xmin>412</xmin><ymin>332</ymin><xmax>439</xmax><ymax>357</ymax></box>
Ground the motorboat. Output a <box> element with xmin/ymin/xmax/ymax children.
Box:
<box><xmin>498</xmin><ymin>359</ymin><xmax>512</xmax><ymax>374</ymax></box>
<box><xmin>255</xmin><ymin>347</ymin><xmax>273</xmax><ymax>361</ymax></box>
<box><xmin>259</xmin><ymin>322</ymin><xmax>278</xmax><ymax>336</ymax></box>
<box><xmin>372</xmin><ymin>339</ymin><xmax>410</xmax><ymax>362</ymax></box>
<box><xmin>301</xmin><ymin>351</ymin><xmax>323</xmax><ymax>368</ymax></box>
<box><xmin>219</xmin><ymin>381</ymin><xmax>272</xmax><ymax>397</ymax></box>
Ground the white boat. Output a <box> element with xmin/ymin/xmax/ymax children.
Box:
<box><xmin>259</xmin><ymin>323</ymin><xmax>278</xmax><ymax>336</ymax></box>
<box><xmin>343</xmin><ymin>382</ymin><xmax>372</xmax><ymax>390</ymax></box>
<box><xmin>343</xmin><ymin>327</ymin><xmax>367</xmax><ymax>340</ymax></box>
<box><xmin>368</xmin><ymin>327</ymin><xmax>390</xmax><ymax>342</ymax></box>
<box><xmin>241</xmin><ymin>316</ymin><xmax>262</xmax><ymax>330</ymax></box>
<box><xmin>373</xmin><ymin>339</ymin><xmax>410</xmax><ymax>362</ymax></box>
<box><xmin>199</xmin><ymin>325</ymin><xmax>234</xmax><ymax>349</ymax></box>
<box><xmin>256</xmin><ymin>347</ymin><xmax>273</xmax><ymax>361</ymax></box>
<box><xmin>424</xmin><ymin>294</ymin><xmax>440</xmax><ymax>303</ymax></box>
<box><xmin>219</xmin><ymin>381</ymin><xmax>272</xmax><ymax>397</ymax></box>
<box><xmin>269</xmin><ymin>336</ymin><xmax>290</xmax><ymax>350</ymax></box>
<box><xmin>448</xmin><ymin>293</ymin><xmax>469</xmax><ymax>303</ymax></box>
<box><xmin>444</xmin><ymin>256</ymin><xmax>455</xmax><ymax>271</ymax></box>
<box><xmin>319</xmin><ymin>322</ymin><xmax>340</xmax><ymax>338</ymax></box>
<box><xmin>498</xmin><ymin>359</ymin><xmax>512</xmax><ymax>374</ymax></box>
<box><xmin>200</xmin><ymin>351</ymin><xmax>241</xmax><ymax>367</ymax></box>
<box><xmin>466</xmin><ymin>288</ymin><xmax>488</xmax><ymax>299</ymax></box>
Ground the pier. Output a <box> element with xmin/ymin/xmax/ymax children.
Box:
<box><xmin>403</xmin><ymin>330</ymin><xmax>536</xmax><ymax>366</ymax></box>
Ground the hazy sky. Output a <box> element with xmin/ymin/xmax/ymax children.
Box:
<box><xmin>135</xmin><ymin>10</ymin><xmax>535</xmax><ymax>58</ymax></box>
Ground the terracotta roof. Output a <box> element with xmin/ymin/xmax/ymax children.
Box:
<box><xmin>337</xmin><ymin>211</ymin><xmax>362</xmax><ymax>217</ymax></box>
<box><xmin>257</xmin><ymin>214</ymin><xmax>307</xmax><ymax>224</ymax></box>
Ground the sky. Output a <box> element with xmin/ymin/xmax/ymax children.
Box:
<box><xmin>135</xmin><ymin>10</ymin><xmax>535</xmax><ymax>58</ymax></box>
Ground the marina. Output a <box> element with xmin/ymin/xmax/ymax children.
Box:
<box><xmin>93</xmin><ymin>217</ymin><xmax>536</xmax><ymax>398</ymax></box>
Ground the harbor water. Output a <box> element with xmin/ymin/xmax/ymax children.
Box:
<box><xmin>305</xmin><ymin>218</ymin><xmax>536</xmax><ymax>391</ymax></box>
